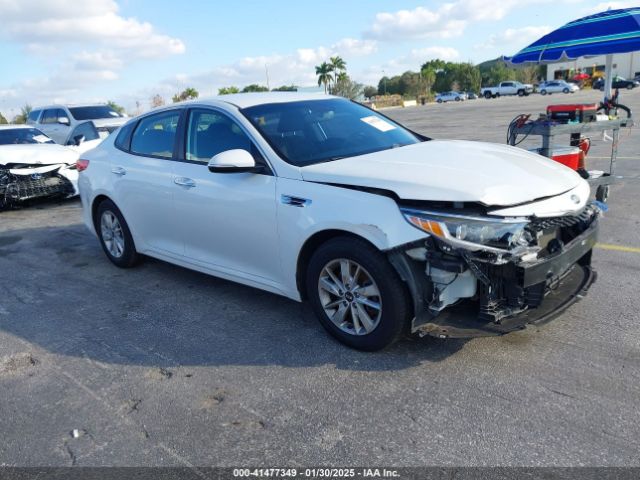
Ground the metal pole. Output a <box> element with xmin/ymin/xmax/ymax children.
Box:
<box><xmin>604</xmin><ymin>54</ymin><xmax>614</xmax><ymax>101</ymax></box>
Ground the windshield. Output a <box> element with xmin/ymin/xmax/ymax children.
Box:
<box><xmin>242</xmin><ymin>99</ymin><xmax>421</xmax><ymax>166</ymax></box>
<box><xmin>0</xmin><ymin>128</ymin><xmax>54</xmax><ymax>145</ymax></box>
<box><xmin>69</xmin><ymin>106</ymin><xmax>123</xmax><ymax>120</ymax></box>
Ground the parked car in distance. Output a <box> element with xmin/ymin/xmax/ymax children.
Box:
<box><xmin>78</xmin><ymin>93</ymin><xmax>600</xmax><ymax>351</ymax></box>
<box><xmin>0</xmin><ymin>126</ymin><xmax>80</xmax><ymax>208</ymax></box>
<box><xmin>539</xmin><ymin>80</ymin><xmax>580</xmax><ymax>95</ymax></box>
<box><xmin>465</xmin><ymin>91</ymin><xmax>478</xmax><ymax>100</ymax></box>
<box><xmin>481</xmin><ymin>81</ymin><xmax>533</xmax><ymax>98</ymax></box>
<box><xmin>593</xmin><ymin>77</ymin><xmax>640</xmax><ymax>90</ymax></box>
<box><xmin>63</xmin><ymin>120</ymin><xmax>105</xmax><ymax>154</ymax></box>
<box><xmin>28</xmin><ymin>104</ymin><xmax>128</xmax><ymax>145</ymax></box>
<box><xmin>435</xmin><ymin>91</ymin><xmax>465</xmax><ymax>103</ymax></box>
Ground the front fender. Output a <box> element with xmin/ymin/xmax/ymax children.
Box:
<box><xmin>276</xmin><ymin>177</ymin><xmax>426</xmax><ymax>298</ymax></box>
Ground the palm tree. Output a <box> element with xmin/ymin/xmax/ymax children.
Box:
<box><xmin>336</xmin><ymin>71</ymin><xmax>349</xmax><ymax>84</ymax></box>
<box><xmin>329</xmin><ymin>56</ymin><xmax>347</xmax><ymax>85</ymax></box>
<box><xmin>316</xmin><ymin>62</ymin><xmax>333</xmax><ymax>93</ymax></box>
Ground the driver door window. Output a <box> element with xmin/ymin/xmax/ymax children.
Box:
<box><xmin>185</xmin><ymin>109</ymin><xmax>260</xmax><ymax>164</ymax></box>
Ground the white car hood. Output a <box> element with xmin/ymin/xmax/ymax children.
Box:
<box><xmin>0</xmin><ymin>144</ymin><xmax>78</xmax><ymax>166</ymax></box>
<box><xmin>300</xmin><ymin>140</ymin><xmax>582</xmax><ymax>207</ymax></box>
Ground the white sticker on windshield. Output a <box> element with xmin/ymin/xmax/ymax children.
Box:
<box><xmin>33</xmin><ymin>135</ymin><xmax>50</xmax><ymax>143</ymax></box>
<box><xmin>360</xmin><ymin>116</ymin><xmax>396</xmax><ymax>132</ymax></box>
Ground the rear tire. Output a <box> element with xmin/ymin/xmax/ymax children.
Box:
<box><xmin>541</xmin><ymin>90</ymin><xmax>547</xmax><ymax>95</ymax></box>
<box><xmin>627</xmin><ymin>84</ymin><xmax>634</xmax><ymax>90</ymax></box>
<box><xmin>306</xmin><ymin>237</ymin><xmax>410</xmax><ymax>351</ymax></box>
<box><xmin>95</xmin><ymin>199</ymin><xmax>139</xmax><ymax>268</ymax></box>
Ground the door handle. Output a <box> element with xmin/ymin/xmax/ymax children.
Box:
<box><xmin>174</xmin><ymin>177</ymin><xmax>196</xmax><ymax>188</ymax></box>
<box><xmin>111</xmin><ymin>167</ymin><xmax>126</xmax><ymax>176</ymax></box>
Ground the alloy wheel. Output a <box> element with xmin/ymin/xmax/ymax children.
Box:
<box><xmin>317</xmin><ymin>259</ymin><xmax>382</xmax><ymax>336</ymax></box>
<box><xmin>100</xmin><ymin>211</ymin><xmax>125</xmax><ymax>258</ymax></box>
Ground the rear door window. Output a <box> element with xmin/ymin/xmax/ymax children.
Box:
<box><xmin>130</xmin><ymin>110</ymin><xmax>180</xmax><ymax>159</ymax></box>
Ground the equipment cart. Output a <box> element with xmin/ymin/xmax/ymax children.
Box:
<box><xmin>508</xmin><ymin>118</ymin><xmax>634</xmax><ymax>202</ymax></box>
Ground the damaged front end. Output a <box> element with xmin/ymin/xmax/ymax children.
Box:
<box><xmin>389</xmin><ymin>202</ymin><xmax>601</xmax><ymax>338</ymax></box>
<box><xmin>0</xmin><ymin>163</ymin><xmax>76</xmax><ymax>209</ymax></box>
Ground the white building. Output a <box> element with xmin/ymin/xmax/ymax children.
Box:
<box><xmin>546</xmin><ymin>51</ymin><xmax>640</xmax><ymax>81</ymax></box>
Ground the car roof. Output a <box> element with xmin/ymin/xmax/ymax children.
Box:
<box><xmin>33</xmin><ymin>103</ymin><xmax>110</xmax><ymax>110</ymax></box>
<box><xmin>180</xmin><ymin>92</ymin><xmax>333</xmax><ymax>109</ymax></box>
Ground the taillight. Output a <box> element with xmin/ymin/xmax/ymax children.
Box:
<box><xmin>76</xmin><ymin>159</ymin><xmax>90</xmax><ymax>172</ymax></box>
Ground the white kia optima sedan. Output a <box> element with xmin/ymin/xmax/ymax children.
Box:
<box><xmin>78</xmin><ymin>93</ymin><xmax>599</xmax><ymax>350</ymax></box>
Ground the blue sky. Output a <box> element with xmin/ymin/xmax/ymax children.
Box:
<box><xmin>0</xmin><ymin>0</ymin><xmax>632</xmax><ymax>117</ymax></box>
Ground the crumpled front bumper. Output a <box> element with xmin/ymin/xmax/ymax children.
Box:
<box><xmin>389</xmin><ymin>219</ymin><xmax>598</xmax><ymax>339</ymax></box>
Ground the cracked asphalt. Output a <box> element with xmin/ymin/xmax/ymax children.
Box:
<box><xmin>0</xmin><ymin>89</ymin><xmax>639</xmax><ymax>467</ymax></box>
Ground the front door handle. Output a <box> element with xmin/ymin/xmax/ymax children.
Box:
<box><xmin>111</xmin><ymin>167</ymin><xmax>126</xmax><ymax>176</ymax></box>
<box><xmin>174</xmin><ymin>177</ymin><xmax>196</xmax><ymax>188</ymax></box>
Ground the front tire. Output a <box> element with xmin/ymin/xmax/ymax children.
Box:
<box><xmin>517</xmin><ymin>89</ymin><xmax>525</xmax><ymax>97</ymax></box>
<box><xmin>306</xmin><ymin>237</ymin><xmax>410</xmax><ymax>351</ymax></box>
<box><xmin>563</xmin><ymin>88</ymin><xmax>570</xmax><ymax>93</ymax></box>
<box><xmin>95</xmin><ymin>199</ymin><xmax>139</xmax><ymax>268</ymax></box>
<box><xmin>540</xmin><ymin>90</ymin><xmax>547</xmax><ymax>95</ymax></box>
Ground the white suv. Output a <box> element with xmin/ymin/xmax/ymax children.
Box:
<box><xmin>28</xmin><ymin>104</ymin><xmax>128</xmax><ymax>145</ymax></box>
<box><xmin>77</xmin><ymin>93</ymin><xmax>599</xmax><ymax>350</ymax></box>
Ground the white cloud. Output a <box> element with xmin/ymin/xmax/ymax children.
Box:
<box><xmin>583</xmin><ymin>1</ymin><xmax>638</xmax><ymax>13</ymax></box>
<box><xmin>365</xmin><ymin>0</ymin><xmax>525</xmax><ymax>40</ymax></box>
<box><xmin>0</xmin><ymin>0</ymin><xmax>185</xmax><ymax>114</ymax></box>
<box><xmin>476</xmin><ymin>25</ymin><xmax>552</xmax><ymax>49</ymax></box>
<box><xmin>0</xmin><ymin>0</ymin><xmax>185</xmax><ymax>58</ymax></box>
<box><xmin>409</xmin><ymin>46</ymin><xmax>461</xmax><ymax>61</ymax></box>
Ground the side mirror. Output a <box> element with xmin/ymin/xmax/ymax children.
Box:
<box><xmin>208</xmin><ymin>149</ymin><xmax>258</xmax><ymax>173</ymax></box>
<box><xmin>73</xmin><ymin>134</ymin><xmax>85</xmax><ymax>146</ymax></box>
<box><xmin>58</xmin><ymin>116</ymin><xmax>70</xmax><ymax>126</ymax></box>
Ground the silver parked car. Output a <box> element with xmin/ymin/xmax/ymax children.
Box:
<box><xmin>28</xmin><ymin>104</ymin><xmax>128</xmax><ymax>145</ymax></box>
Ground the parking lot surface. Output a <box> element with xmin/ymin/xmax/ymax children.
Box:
<box><xmin>1</xmin><ymin>90</ymin><xmax>639</xmax><ymax>467</ymax></box>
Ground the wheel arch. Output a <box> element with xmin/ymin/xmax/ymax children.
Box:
<box><xmin>91</xmin><ymin>194</ymin><xmax>113</xmax><ymax>229</ymax></box>
<box><xmin>296</xmin><ymin>229</ymin><xmax>380</xmax><ymax>300</ymax></box>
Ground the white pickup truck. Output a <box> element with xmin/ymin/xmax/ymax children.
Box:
<box><xmin>481</xmin><ymin>81</ymin><xmax>533</xmax><ymax>99</ymax></box>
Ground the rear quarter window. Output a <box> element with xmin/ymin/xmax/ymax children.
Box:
<box><xmin>114</xmin><ymin>121</ymin><xmax>137</xmax><ymax>152</ymax></box>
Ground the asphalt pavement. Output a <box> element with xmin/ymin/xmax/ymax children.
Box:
<box><xmin>0</xmin><ymin>89</ymin><xmax>638</xmax><ymax>467</ymax></box>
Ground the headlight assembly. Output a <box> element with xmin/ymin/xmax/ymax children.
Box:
<box><xmin>400</xmin><ymin>208</ymin><xmax>529</xmax><ymax>252</ymax></box>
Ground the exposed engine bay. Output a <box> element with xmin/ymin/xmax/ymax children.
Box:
<box><xmin>0</xmin><ymin>163</ymin><xmax>76</xmax><ymax>209</ymax></box>
<box><xmin>389</xmin><ymin>201</ymin><xmax>601</xmax><ymax>338</ymax></box>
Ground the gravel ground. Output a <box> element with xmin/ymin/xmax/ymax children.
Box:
<box><xmin>0</xmin><ymin>89</ymin><xmax>638</xmax><ymax>467</ymax></box>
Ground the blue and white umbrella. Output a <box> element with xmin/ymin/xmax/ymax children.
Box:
<box><xmin>504</xmin><ymin>7</ymin><xmax>640</xmax><ymax>99</ymax></box>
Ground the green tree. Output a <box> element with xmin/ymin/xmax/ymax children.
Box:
<box><xmin>172</xmin><ymin>87</ymin><xmax>199</xmax><ymax>102</ymax></box>
<box><xmin>329</xmin><ymin>56</ymin><xmax>347</xmax><ymax>84</ymax></box>
<box><xmin>516</xmin><ymin>65</ymin><xmax>539</xmax><ymax>85</ymax></box>
<box><xmin>272</xmin><ymin>85</ymin><xmax>297</xmax><ymax>92</ymax></box>
<box><xmin>363</xmin><ymin>86</ymin><xmax>378</xmax><ymax>99</ymax></box>
<box><xmin>12</xmin><ymin>104</ymin><xmax>32</xmax><ymax>124</ymax></box>
<box><xmin>218</xmin><ymin>86</ymin><xmax>240</xmax><ymax>95</ymax></box>
<box><xmin>241</xmin><ymin>84</ymin><xmax>269</xmax><ymax>93</ymax></box>
<box><xmin>331</xmin><ymin>75</ymin><xmax>363</xmax><ymax>100</ymax></box>
<box><xmin>315</xmin><ymin>62</ymin><xmax>333</xmax><ymax>94</ymax></box>
<box><xmin>0</xmin><ymin>112</ymin><xmax>8</xmax><ymax>124</ymax></box>
<box><xmin>107</xmin><ymin>100</ymin><xmax>125</xmax><ymax>115</ymax></box>
<box><xmin>454</xmin><ymin>63</ymin><xmax>482</xmax><ymax>92</ymax></box>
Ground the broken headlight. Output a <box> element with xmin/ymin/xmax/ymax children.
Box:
<box><xmin>400</xmin><ymin>208</ymin><xmax>529</xmax><ymax>252</ymax></box>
